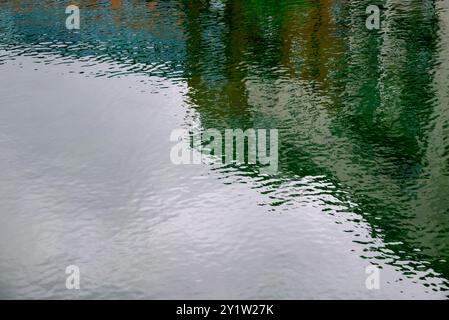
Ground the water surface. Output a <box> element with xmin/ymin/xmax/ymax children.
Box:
<box><xmin>0</xmin><ymin>0</ymin><xmax>449</xmax><ymax>299</ymax></box>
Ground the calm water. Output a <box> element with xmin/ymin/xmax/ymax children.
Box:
<box><xmin>0</xmin><ymin>0</ymin><xmax>449</xmax><ymax>299</ymax></box>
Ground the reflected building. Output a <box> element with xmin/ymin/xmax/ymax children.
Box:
<box><xmin>181</xmin><ymin>0</ymin><xmax>449</xmax><ymax>285</ymax></box>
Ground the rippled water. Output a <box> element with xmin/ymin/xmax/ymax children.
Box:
<box><xmin>1</xmin><ymin>0</ymin><xmax>449</xmax><ymax>299</ymax></box>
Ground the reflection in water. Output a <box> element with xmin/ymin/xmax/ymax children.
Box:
<box><xmin>1</xmin><ymin>0</ymin><xmax>449</xmax><ymax>297</ymax></box>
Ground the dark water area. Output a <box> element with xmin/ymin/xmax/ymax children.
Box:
<box><xmin>0</xmin><ymin>0</ymin><xmax>449</xmax><ymax>299</ymax></box>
